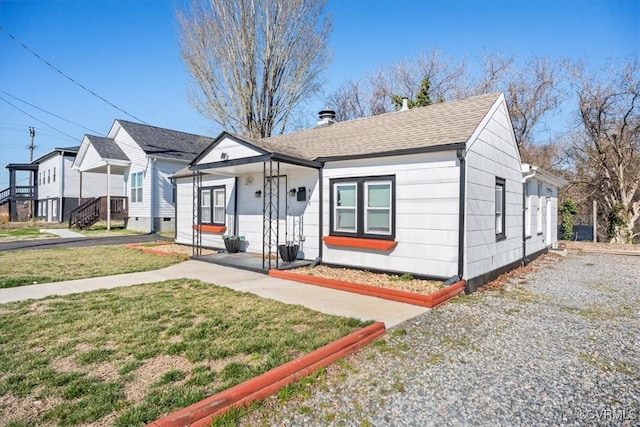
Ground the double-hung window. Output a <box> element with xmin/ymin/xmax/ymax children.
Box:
<box><xmin>495</xmin><ymin>177</ymin><xmax>506</xmax><ymax>240</ymax></box>
<box><xmin>199</xmin><ymin>186</ymin><xmax>225</xmax><ymax>225</ymax></box>
<box><xmin>131</xmin><ymin>172</ymin><xmax>143</xmax><ymax>203</ymax></box>
<box><xmin>330</xmin><ymin>175</ymin><xmax>395</xmax><ymax>239</ymax></box>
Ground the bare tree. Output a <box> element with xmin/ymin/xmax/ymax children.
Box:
<box><xmin>506</xmin><ymin>56</ymin><xmax>564</xmax><ymax>150</ymax></box>
<box><xmin>177</xmin><ymin>0</ymin><xmax>331</xmax><ymax>138</ymax></box>
<box><xmin>567</xmin><ymin>58</ymin><xmax>640</xmax><ymax>243</ymax></box>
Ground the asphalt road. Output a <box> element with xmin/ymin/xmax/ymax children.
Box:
<box><xmin>0</xmin><ymin>234</ymin><xmax>171</xmax><ymax>251</ymax></box>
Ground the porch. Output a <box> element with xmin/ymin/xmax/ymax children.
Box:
<box><xmin>193</xmin><ymin>250</ymin><xmax>310</xmax><ymax>274</ymax></box>
<box><xmin>1</xmin><ymin>163</ymin><xmax>38</xmax><ymax>221</ymax></box>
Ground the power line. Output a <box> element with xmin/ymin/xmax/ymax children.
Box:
<box><xmin>0</xmin><ymin>25</ymin><xmax>149</xmax><ymax>125</ymax></box>
<box><xmin>0</xmin><ymin>96</ymin><xmax>78</xmax><ymax>142</ymax></box>
<box><xmin>0</xmin><ymin>90</ymin><xmax>102</xmax><ymax>134</ymax></box>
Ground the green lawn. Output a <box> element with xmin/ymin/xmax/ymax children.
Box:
<box><xmin>0</xmin><ymin>246</ymin><xmax>186</xmax><ymax>288</ymax></box>
<box><xmin>0</xmin><ymin>280</ymin><xmax>369</xmax><ymax>426</ymax></box>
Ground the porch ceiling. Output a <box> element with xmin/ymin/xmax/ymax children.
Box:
<box><xmin>77</xmin><ymin>160</ymin><xmax>130</xmax><ymax>175</ymax></box>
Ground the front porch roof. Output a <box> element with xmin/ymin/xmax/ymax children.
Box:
<box><xmin>73</xmin><ymin>135</ymin><xmax>131</xmax><ymax>174</ymax></box>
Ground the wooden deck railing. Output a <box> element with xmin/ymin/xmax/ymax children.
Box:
<box><xmin>69</xmin><ymin>196</ymin><xmax>128</xmax><ymax>229</ymax></box>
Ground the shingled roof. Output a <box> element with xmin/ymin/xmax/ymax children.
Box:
<box><xmin>116</xmin><ymin>120</ymin><xmax>213</xmax><ymax>161</ymax></box>
<box><xmin>245</xmin><ymin>92</ymin><xmax>502</xmax><ymax>161</ymax></box>
<box><xmin>85</xmin><ymin>135</ymin><xmax>129</xmax><ymax>161</ymax></box>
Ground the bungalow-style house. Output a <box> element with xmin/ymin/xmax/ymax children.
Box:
<box><xmin>72</xmin><ymin>120</ymin><xmax>211</xmax><ymax>232</ymax></box>
<box><xmin>174</xmin><ymin>92</ymin><xmax>566</xmax><ymax>292</ymax></box>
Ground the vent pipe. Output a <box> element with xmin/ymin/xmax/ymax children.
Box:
<box><xmin>400</xmin><ymin>97</ymin><xmax>410</xmax><ymax>111</ymax></box>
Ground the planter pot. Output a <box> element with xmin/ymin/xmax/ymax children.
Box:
<box><xmin>224</xmin><ymin>238</ymin><xmax>241</xmax><ymax>253</ymax></box>
<box><xmin>278</xmin><ymin>244</ymin><xmax>299</xmax><ymax>262</ymax></box>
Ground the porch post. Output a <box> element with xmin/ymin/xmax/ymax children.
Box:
<box><xmin>106</xmin><ymin>162</ymin><xmax>111</xmax><ymax>231</ymax></box>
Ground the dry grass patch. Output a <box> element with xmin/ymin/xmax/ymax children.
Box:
<box><xmin>0</xmin><ymin>279</ymin><xmax>370</xmax><ymax>426</ymax></box>
<box><xmin>291</xmin><ymin>265</ymin><xmax>443</xmax><ymax>295</ymax></box>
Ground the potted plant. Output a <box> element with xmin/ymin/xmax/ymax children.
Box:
<box><xmin>222</xmin><ymin>235</ymin><xmax>244</xmax><ymax>253</ymax></box>
<box><xmin>278</xmin><ymin>241</ymin><xmax>299</xmax><ymax>262</ymax></box>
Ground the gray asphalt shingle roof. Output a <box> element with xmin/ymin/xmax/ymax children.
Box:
<box><xmin>85</xmin><ymin>135</ymin><xmax>129</xmax><ymax>161</ymax></box>
<box><xmin>116</xmin><ymin>120</ymin><xmax>213</xmax><ymax>161</ymax></box>
<box><xmin>246</xmin><ymin>92</ymin><xmax>501</xmax><ymax>161</ymax></box>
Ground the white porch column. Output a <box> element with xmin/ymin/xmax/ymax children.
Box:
<box><xmin>106</xmin><ymin>161</ymin><xmax>111</xmax><ymax>231</ymax></box>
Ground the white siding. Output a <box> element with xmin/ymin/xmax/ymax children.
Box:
<box><xmin>199</xmin><ymin>136</ymin><xmax>263</xmax><ymax>164</ymax></box>
<box><xmin>525</xmin><ymin>176</ymin><xmax>560</xmax><ymax>255</ymax></box>
<box><xmin>321</xmin><ymin>152</ymin><xmax>460</xmax><ymax>279</ymax></box>
<box><xmin>465</xmin><ymin>98</ymin><xmax>523</xmax><ymax>281</ymax></box>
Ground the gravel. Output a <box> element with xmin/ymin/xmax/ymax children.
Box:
<box><xmin>240</xmin><ymin>252</ymin><xmax>640</xmax><ymax>426</ymax></box>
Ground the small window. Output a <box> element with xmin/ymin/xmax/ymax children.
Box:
<box><xmin>199</xmin><ymin>186</ymin><xmax>225</xmax><ymax>225</ymax></box>
<box><xmin>131</xmin><ymin>172</ymin><xmax>143</xmax><ymax>203</ymax></box>
<box><xmin>53</xmin><ymin>167</ymin><xmax>56</xmax><ymax>183</ymax></box>
<box><xmin>330</xmin><ymin>176</ymin><xmax>395</xmax><ymax>239</ymax></box>
<box><xmin>334</xmin><ymin>182</ymin><xmax>357</xmax><ymax>233</ymax></box>
<box><xmin>47</xmin><ymin>169</ymin><xmax>50</xmax><ymax>184</ymax></box>
<box><xmin>495</xmin><ymin>177</ymin><xmax>506</xmax><ymax>241</ymax></box>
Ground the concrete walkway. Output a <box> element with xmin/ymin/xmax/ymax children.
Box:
<box><xmin>0</xmin><ymin>260</ymin><xmax>428</xmax><ymax>328</ymax></box>
<box><xmin>40</xmin><ymin>229</ymin><xmax>86</xmax><ymax>238</ymax></box>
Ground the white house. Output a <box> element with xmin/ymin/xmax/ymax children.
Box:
<box><xmin>33</xmin><ymin>146</ymin><xmax>123</xmax><ymax>223</ymax></box>
<box><xmin>72</xmin><ymin>120</ymin><xmax>211</xmax><ymax>232</ymax></box>
<box><xmin>174</xmin><ymin>93</ymin><xmax>566</xmax><ymax>292</ymax></box>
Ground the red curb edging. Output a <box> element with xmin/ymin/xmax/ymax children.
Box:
<box><xmin>146</xmin><ymin>322</ymin><xmax>386</xmax><ymax>427</ymax></box>
<box><xmin>269</xmin><ymin>269</ymin><xmax>465</xmax><ymax>308</ymax></box>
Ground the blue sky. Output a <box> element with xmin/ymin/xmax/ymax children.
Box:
<box><xmin>1</xmin><ymin>0</ymin><xmax>638</xmax><ymax>188</ymax></box>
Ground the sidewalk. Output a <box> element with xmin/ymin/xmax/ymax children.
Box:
<box><xmin>0</xmin><ymin>260</ymin><xmax>428</xmax><ymax>328</ymax></box>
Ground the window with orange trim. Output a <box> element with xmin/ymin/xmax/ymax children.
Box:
<box><xmin>330</xmin><ymin>175</ymin><xmax>395</xmax><ymax>240</ymax></box>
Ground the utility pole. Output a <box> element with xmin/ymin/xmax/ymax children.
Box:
<box><xmin>28</xmin><ymin>127</ymin><xmax>36</xmax><ymax>220</ymax></box>
<box><xmin>29</xmin><ymin>127</ymin><xmax>36</xmax><ymax>161</ymax></box>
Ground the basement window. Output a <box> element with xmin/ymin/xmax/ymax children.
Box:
<box><xmin>330</xmin><ymin>175</ymin><xmax>395</xmax><ymax>240</ymax></box>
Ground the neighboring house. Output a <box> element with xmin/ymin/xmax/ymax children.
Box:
<box><xmin>72</xmin><ymin>120</ymin><xmax>211</xmax><ymax>232</ymax></box>
<box><xmin>32</xmin><ymin>146</ymin><xmax>123</xmax><ymax>222</ymax></box>
<box><xmin>522</xmin><ymin>164</ymin><xmax>568</xmax><ymax>262</ymax></box>
<box><xmin>174</xmin><ymin>92</ymin><xmax>566</xmax><ymax>292</ymax></box>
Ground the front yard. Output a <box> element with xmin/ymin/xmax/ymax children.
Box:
<box><xmin>0</xmin><ymin>280</ymin><xmax>369</xmax><ymax>426</ymax></box>
<box><xmin>0</xmin><ymin>246</ymin><xmax>186</xmax><ymax>288</ymax></box>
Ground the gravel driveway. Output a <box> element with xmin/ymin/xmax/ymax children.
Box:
<box><xmin>241</xmin><ymin>252</ymin><xmax>639</xmax><ymax>426</ymax></box>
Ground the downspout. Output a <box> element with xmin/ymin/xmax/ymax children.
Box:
<box><xmin>233</xmin><ymin>176</ymin><xmax>239</xmax><ymax>235</ymax></box>
<box><xmin>149</xmin><ymin>157</ymin><xmax>156</xmax><ymax>233</ymax></box>
<box><xmin>522</xmin><ymin>166</ymin><xmax>537</xmax><ymax>266</ymax></box>
<box><xmin>456</xmin><ymin>149</ymin><xmax>466</xmax><ymax>282</ymax></box>
<box><xmin>318</xmin><ymin>167</ymin><xmax>323</xmax><ymax>260</ymax></box>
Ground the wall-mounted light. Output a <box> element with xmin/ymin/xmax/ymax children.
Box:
<box><xmin>254</xmin><ymin>190</ymin><xmax>262</xmax><ymax>198</ymax></box>
<box><xmin>245</xmin><ymin>176</ymin><xmax>254</xmax><ymax>185</ymax></box>
<box><xmin>220</xmin><ymin>152</ymin><xmax>229</xmax><ymax>160</ymax></box>
<box><xmin>288</xmin><ymin>188</ymin><xmax>297</xmax><ymax>197</ymax></box>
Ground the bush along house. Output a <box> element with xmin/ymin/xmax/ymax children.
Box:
<box><xmin>173</xmin><ymin>92</ymin><xmax>566</xmax><ymax>292</ymax></box>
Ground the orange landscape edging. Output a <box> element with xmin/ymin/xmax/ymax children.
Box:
<box><xmin>146</xmin><ymin>322</ymin><xmax>386</xmax><ymax>427</ymax></box>
<box><xmin>322</xmin><ymin>235</ymin><xmax>398</xmax><ymax>251</ymax></box>
<box><xmin>269</xmin><ymin>269</ymin><xmax>465</xmax><ymax>308</ymax></box>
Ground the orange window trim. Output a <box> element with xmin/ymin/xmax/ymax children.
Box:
<box><xmin>322</xmin><ymin>235</ymin><xmax>397</xmax><ymax>251</ymax></box>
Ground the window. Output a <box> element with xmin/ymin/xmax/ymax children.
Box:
<box><xmin>131</xmin><ymin>172</ymin><xmax>143</xmax><ymax>203</ymax></box>
<box><xmin>536</xmin><ymin>183</ymin><xmax>543</xmax><ymax>234</ymax></box>
<box><xmin>495</xmin><ymin>177</ymin><xmax>506</xmax><ymax>240</ymax></box>
<box><xmin>52</xmin><ymin>199</ymin><xmax>58</xmax><ymax>219</ymax></box>
<box><xmin>47</xmin><ymin>169</ymin><xmax>50</xmax><ymax>184</ymax></box>
<box><xmin>199</xmin><ymin>186</ymin><xmax>225</xmax><ymax>225</ymax></box>
<box><xmin>53</xmin><ymin>167</ymin><xmax>56</xmax><ymax>182</ymax></box>
<box><xmin>330</xmin><ymin>176</ymin><xmax>395</xmax><ymax>239</ymax></box>
<box><xmin>525</xmin><ymin>183</ymin><xmax>531</xmax><ymax>237</ymax></box>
